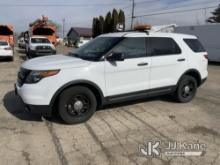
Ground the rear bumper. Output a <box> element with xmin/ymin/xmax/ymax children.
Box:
<box><xmin>0</xmin><ymin>52</ymin><xmax>13</xmax><ymax>57</ymax></box>
<box><xmin>0</xmin><ymin>55</ymin><xmax>13</xmax><ymax>59</ymax></box>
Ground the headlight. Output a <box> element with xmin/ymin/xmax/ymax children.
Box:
<box><xmin>25</xmin><ymin>70</ymin><xmax>60</xmax><ymax>84</ymax></box>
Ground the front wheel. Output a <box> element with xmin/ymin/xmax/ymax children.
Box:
<box><xmin>58</xmin><ymin>86</ymin><xmax>97</xmax><ymax>124</ymax></box>
<box><xmin>175</xmin><ymin>75</ymin><xmax>197</xmax><ymax>103</ymax></box>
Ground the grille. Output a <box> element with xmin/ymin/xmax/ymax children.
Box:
<box><xmin>17</xmin><ymin>68</ymin><xmax>31</xmax><ymax>87</ymax></box>
<box><xmin>36</xmin><ymin>46</ymin><xmax>52</xmax><ymax>50</ymax></box>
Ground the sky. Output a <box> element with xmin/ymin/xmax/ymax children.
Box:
<box><xmin>0</xmin><ymin>0</ymin><xmax>219</xmax><ymax>35</ymax></box>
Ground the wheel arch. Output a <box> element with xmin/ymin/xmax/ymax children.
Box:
<box><xmin>50</xmin><ymin>80</ymin><xmax>104</xmax><ymax>111</ymax></box>
<box><xmin>178</xmin><ymin>69</ymin><xmax>202</xmax><ymax>87</ymax></box>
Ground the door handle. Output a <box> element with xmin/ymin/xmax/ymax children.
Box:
<box><xmin>137</xmin><ymin>62</ymin><xmax>148</xmax><ymax>66</ymax></box>
<box><xmin>177</xmin><ymin>58</ymin><xmax>185</xmax><ymax>62</ymax></box>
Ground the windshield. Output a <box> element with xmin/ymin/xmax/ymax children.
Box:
<box><xmin>0</xmin><ymin>41</ymin><xmax>8</xmax><ymax>46</ymax></box>
<box><xmin>31</xmin><ymin>38</ymin><xmax>50</xmax><ymax>44</ymax></box>
<box><xmin>69</xmin><ymin>37</ymin><xmax>124</xmax><ymax>61</ymax></box>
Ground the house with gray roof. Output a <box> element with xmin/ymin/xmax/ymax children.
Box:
<box><xmin>66</xmin><ymin>27</ymin><xmax>92</xmax><ymax>46</ymax></box>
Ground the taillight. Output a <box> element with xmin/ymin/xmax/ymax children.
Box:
<box><xmin>4</xmin><ymin>47</ymin><xmax>12</xmax><ymax>50</ymax></box>
<box><xmin>204</xmin><ymin>53</ymin><xmax>208</xmax><ymax>60</ymax></box>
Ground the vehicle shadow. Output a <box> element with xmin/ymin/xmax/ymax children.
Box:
<box><xmin>19</xmin><ymin>55</ymin><xmax>27</xmax><ymax>61</ymax></box>
<box><xmin>16</xmin><ymin>49</ymin><xmax>27</xmax><ymax>61</ymax></box>
<box><xmin>209</xmin><ymin>61</ymin><xmax>220</xmax><ymax>66</ymax></box>
<box><xmin>3</xmin><ymin>90</ymin><xmax>176</xmax><ymax>124</ymax></box>
<box><xmin>3</xmin><ymin>91</ymin><xmax>42</xmax><ymax>122</ymax></box>
<box><xmin>100</xmin><ymin>94</ymin><xmax>176</xmax><ymax>111</ymax></box>
<box><xmin>17</xmin><ymin>49</ymin><xmax>26</xmax><ymax>54</ymax></box>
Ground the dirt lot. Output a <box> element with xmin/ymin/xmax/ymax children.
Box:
<box><xmin>0</xmin><ymin>46</ymin><xmax>220</xmax><ymax>165</ymax></box>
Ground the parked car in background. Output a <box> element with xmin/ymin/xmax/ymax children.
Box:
<box><xmin>0</xmin><ymin>40</ymin><xmax>13</xmax><ymax>61</ymax></box>
<box><xmin>18</xmin><ymin>37</ymin><xmax>26</xmax><ymax>49</ymax></box>
<box><xmin>26</xmin><ymin>36</ymin><xmax>56</xmax><ymax>58</ymax></box>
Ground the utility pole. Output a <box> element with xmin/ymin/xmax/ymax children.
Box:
<box><xmin>62</xmin><ymin>18</ymin><xmax>65</xmax><ymax>39</ymax></box>
<box><xmin>204</xmin><ymin>8</ymin><xmax>207</xmax><ymax>24</ymax></box>
<box><xmin>131</xmin><ymin>0</ymin><xmax>135</xmax><ymax>30</ymax></box>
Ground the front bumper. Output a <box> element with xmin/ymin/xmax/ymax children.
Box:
<box><xmin>15</xmin><ymin>84</ymin><xmax>52</xmax><ymax>116</ymax></box>
<box><xmin>24</xmin><ymin>104</ymin><xmax>52</xmax><ymax>117</ymax></box>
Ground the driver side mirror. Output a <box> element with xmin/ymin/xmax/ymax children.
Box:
<box><xmin>106</xmin><ymin>52</ymin><xmax>125</xmax><ymax>61</ymax></box>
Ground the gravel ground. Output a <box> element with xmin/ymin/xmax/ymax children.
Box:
<box><xmin>0</xmin><ymin>46</ymin><xmax>219</xmax><ymax>165</ymax></box>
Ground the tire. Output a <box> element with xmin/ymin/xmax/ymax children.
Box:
<box><xmin>175</xmin><ymin>75</ymin><xmax>197</xmax><ymax>103</ymax></box>
<box><xmin>58</xmin><ymin>86</ymin><xmax>97</xmax><ymax>124</ymax></box>
<box><xmin>10</xmin><ymin>56</ymin><xmax>14</xmax><ymax>61</ymax></box>
<box><xmin>26</xmin><ymin>50</ymin><xmax>30</xmax><ymax>59</ymax></box>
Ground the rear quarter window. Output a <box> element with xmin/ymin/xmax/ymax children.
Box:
<box><xmin>183</xmin><ymin>39</ymin><xmax>206</xmax><ymax>53</ymax></box>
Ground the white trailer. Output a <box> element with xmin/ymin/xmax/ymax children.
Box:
<box><xmin>175</xmin><ymin>24</ymin><xmax>220</xmax><ymax>62</ymax></box>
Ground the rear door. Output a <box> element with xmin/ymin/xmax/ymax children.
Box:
<box><xmin>105</xmin><ymin>37</ymin><xmax>151</xmax><ymax>96</ymax></box>
<box><xmin>147</xmin><ymin>37</ymin><xmax>187</xmax><ymax>89</ymax></box>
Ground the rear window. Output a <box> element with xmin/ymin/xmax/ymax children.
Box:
<box><xmin>184</xmin><ymin>39</ymin><xmax>206</xmax><ymax>53</ymax></box>
<box><xmin>148</xmin><ymin>37</ymin><xmax>181</xmax><ymax>56</ymax></box>
<box><xmin>0</xmin><ymin>41</ymin><xmax>8</xmax><ymax>46</ymax></box>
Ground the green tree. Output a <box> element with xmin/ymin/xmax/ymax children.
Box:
<box><xmin>99</xmin><ymin>16</ymin><xmax>104</xmax><ymax>34</ymax></box>
<box><xmin>118</xmin><ymin>9</ymin><xmax>126</xmax><ymax>31</ymax></box>
<box><xmin>92</xmin><ymin>18</ymin><xmax>101</xmax><ymax>38</ymax></box>
<box><xmin>207</xmin><ymin>4</ymin><xmax>220</xmax><ymax>23</ymax></box>
<box><xmin>112</xmin><ymin>9</ymin><xmax>119</xmax><ymax>32</ymax></box>
<box><xmin>92</xmin><ymin>18</ymin><xmax>97</xmax><ymax>38</ymax></box>
<box><xmin>104</xmin><ymin>11</ymin><xmax>112</xmax><ymax>33</ymax></box>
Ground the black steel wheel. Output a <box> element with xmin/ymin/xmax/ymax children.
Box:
<box><xmin>59</xmin><ymin>86</ymin><xmax>97</xmax><ymax>124</ymax></box>
<box><xmin>66</xmin><ymin>94</ymin><xmax>91</xmax><ymax>117</ymax></box>
<box><xmin>176</xmin><ymin>75</ymin><xmax>197</xmax><ymax>103</ymax></box>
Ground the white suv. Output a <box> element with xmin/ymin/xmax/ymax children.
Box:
<box><xmin>15</xmin><ymin>31</ymin><xmax>208</xmax><ymax>124</ymax></box>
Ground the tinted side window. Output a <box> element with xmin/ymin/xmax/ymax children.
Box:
<box><xmin>113</xmin><ymin>38</ymin><xmax>146</xmax><ymax>59</ymax></box>
<box><xmin>184</xmin><ymin>39</ymin><xmax>206</xmax><ymax>53</ymax></box>
<box><xmin>148</xmin><ymin>37</ymin><xmax>181</xmax><ymax>56</ymax></box>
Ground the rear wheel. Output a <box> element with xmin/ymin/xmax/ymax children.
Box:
<box><xmin>58</xmin><ymin>86</ymin><xmax>97</xmax><ymax>124</ymax></box>
<box><xmin>175</xmin><ymin>75</ymin><xmax>197</xmax><ymax>103</ymax></box>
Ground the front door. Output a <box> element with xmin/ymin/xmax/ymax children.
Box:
<box><xmin>105</xmin><ymin>37</ymin><xmax>151</xmax><ymax>96</ymax></box>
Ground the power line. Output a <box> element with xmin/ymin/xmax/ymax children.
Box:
<box><xmin>0</xmin><ymin>2</ymin><xmax>128</xmax><ymax>7</ymax></box>
<box><xmin>135</xmin><ymin>0</ymin><xmax>161</xmax><ymax>5</ymax></box>
<box><xmin>134</xmin><ymin>5</ymin><xmax>218</xmax><ymax>18</ymax></box>
<box><xmin>135</xmin><ymin>0</ymin><xmax>220</xmax><ymax>15</ymax></box>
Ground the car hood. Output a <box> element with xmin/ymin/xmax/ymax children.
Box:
<box><xmin>22</xmin><ymin>54</ymin><xmax>91</xmax><ymax>70</ymax></box>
